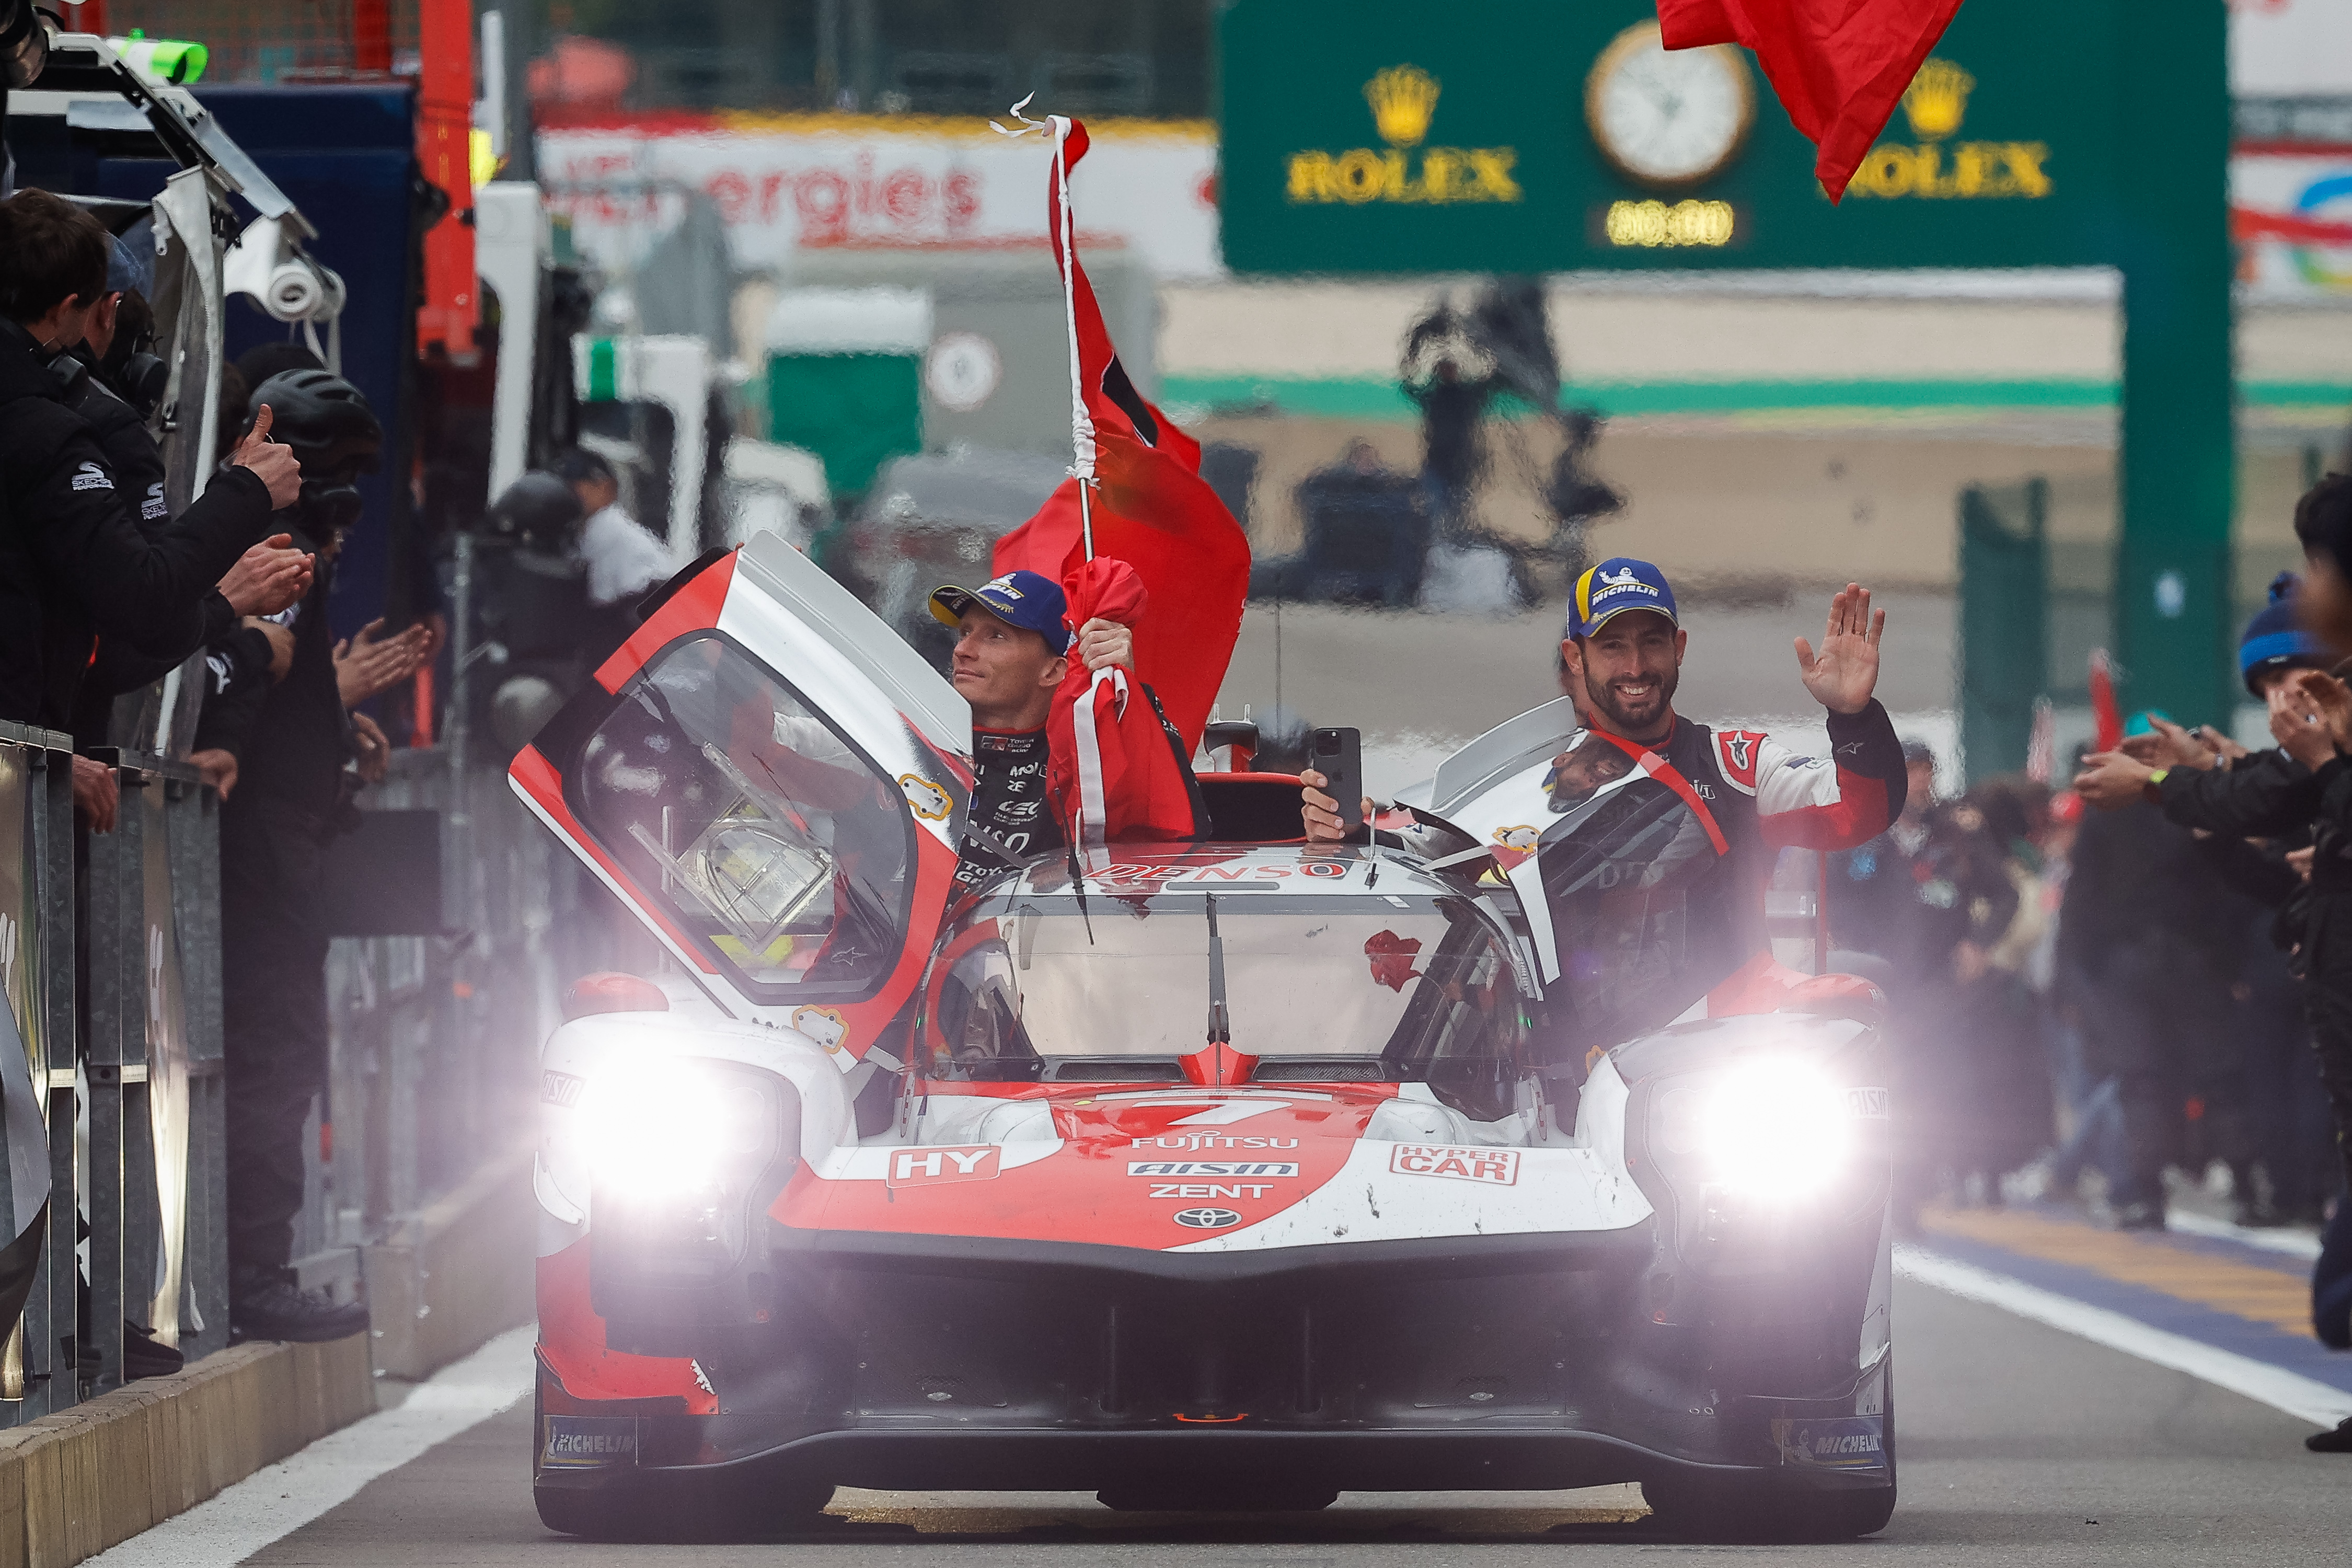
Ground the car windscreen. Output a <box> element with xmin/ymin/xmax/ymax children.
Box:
<box><xmin>923</xmin><ymin>891</ymin><xmax>1526</xmax><ymax>1117</ymax></box>
<box><xmin>569</xmin><ymin>633</ymin><xmax>913</xmax><ymax>1002</ymax></box>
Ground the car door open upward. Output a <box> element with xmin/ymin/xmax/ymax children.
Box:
<box><xmin>510</xmin><ymin>532</ymin><xmax>973</xmax><ymax>1066</ymax></box>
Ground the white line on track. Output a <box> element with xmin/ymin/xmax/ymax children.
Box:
<box><xmin>88</xmin><ymin>1323</ymin><xmax>539</xmax><ymax>1568</ymax></box>
<box><xmin>1896</xmin><ymin>1244</ymin><xmax>2352</xmax><ymax>1429</ymax></box>
<box><xmin>2164</xmin><ymin>1209</ymin><xmax>2323</xmax><ymax>1260</ymax></box>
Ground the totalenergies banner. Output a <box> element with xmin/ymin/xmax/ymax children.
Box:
<box><xmin>2236</xmin><ymin>156</ymin><xmax>2352</xmax><ymax>298</ymax></box>
<box><xmin>537</xmin><ymin>113</ymin><xmax>1221</xmax><ymax>280</ymax></box>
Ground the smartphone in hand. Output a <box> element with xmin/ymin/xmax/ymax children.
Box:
<box><xmin>1311</xmin><ymin>727</ymin><xmax>1364</xmax><ymax>833</ymax></box>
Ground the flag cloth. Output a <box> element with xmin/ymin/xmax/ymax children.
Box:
<box><xmin>1656</xmin><ymin>0</ymin><xmax>1966</xmax><ymax>203</ymax></box>
<box><xmin>1045</xmin><ymin>557</ymin><xmax>1201</xmax><ymax>845</ymax></box>
<box><xmin>992</xmin><ymin>117</ymin><xmax>1251</xmax><ymax>753</ymax></box>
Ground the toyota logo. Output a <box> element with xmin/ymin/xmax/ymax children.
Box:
<box><xmin>1173</xmin><ymin>1207</ymin><xmax>1243</xmax><ymax>1229</ymax></box>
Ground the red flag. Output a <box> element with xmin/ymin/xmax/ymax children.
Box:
<box><xmin>1046</xmin><ymin>558</ymin><xmax>1200</xmax><ymax>845</ymax></box>
<box><xmin>993</xmin><ymin>118</ymin><xmax>1250</xmax><ymax>754</ymax></box>
<box><xmin>1657</xmin><ymin>0</ymin><xmax>1966</xmax><ymax>203</ymax></box>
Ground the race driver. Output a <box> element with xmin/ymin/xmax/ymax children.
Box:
<box><xmin>1304</xmin><ymin>557</ymin><xmax>1909</xmax><ymax>991</ymax></box>
<box><xmin>930</xmin><ymin>569</ymin><xmax>1202</xmax><ymax>889</ymax></box>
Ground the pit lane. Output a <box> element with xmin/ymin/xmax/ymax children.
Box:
<box><xmin>110</xmin><ymin>1268</ymin><xmax>2344</xmax><ymax>1567</ymax></box>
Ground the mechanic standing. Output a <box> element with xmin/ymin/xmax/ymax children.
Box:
<box><xmin>1305</xmin><ymin>558</ymin><xmax>1909</xmax><ymax>996</ymax></box>
<box><xmin>926</xmin><ymin>569</ymin><xmax>1196</xmax><ymax>888</ymax></box>
<box><xmin>205</xmin><ymin>370</ymin><xmax>428</xmax><ymax>1342</ymax></box>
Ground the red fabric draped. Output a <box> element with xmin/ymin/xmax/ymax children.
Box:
<box><xmin>992</xmin><ymin>118</ymin><xmax>1250</xmax><ymax>753</ymax></box>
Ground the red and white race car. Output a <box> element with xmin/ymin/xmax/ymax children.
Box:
<box><xmin>513</xmin><ymin>534</ymin><xmax>1896</xmax><ymax>1541</ymax></box>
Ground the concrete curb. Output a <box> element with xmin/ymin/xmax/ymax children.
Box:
<box><xmin>362</xmin><ymin>1147</ymin><xmax>535</xmax><ymax>1380</ymax></box>
<box><xmin>0</xmin><ymin>1334</ymin><xmax>373</xmax><ymax>1568</ymax></box>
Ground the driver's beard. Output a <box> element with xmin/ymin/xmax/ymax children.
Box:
<box><xmin>1584</xmin><ymin>661</ymin><xmax>1678</xmax><ymax>741</ymax></box>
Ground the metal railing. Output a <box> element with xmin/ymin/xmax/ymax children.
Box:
<box><xmin>0</xmin><ymin>716</ymin><xmax>623</xmax><ymax>1421</ymax></box>
<box><xmin>0</xmin><ymin>724</ymin><xmax>232</xmax><ymax>1418</ymax></box>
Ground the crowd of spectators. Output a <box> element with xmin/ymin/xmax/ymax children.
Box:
<box><xmin>1821</xmin><ymin>477</ymin><xmax>2352</xmax><ymax>1382</ymax></box>
<box><xmin>0</xmin><ymin>186</ymin><xmax>441</xmax><ymax>1367</ymax></box>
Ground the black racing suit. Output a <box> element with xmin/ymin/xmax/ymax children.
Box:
<box><xmin>0</xmin><ymin>319</ymin><xmax>269</xmax><ymax>729</ymax></box>
<box><xmin>1608</xmin><ymin>704</ymin><xmax>1909</xmax><ymax>1000</ymax></box>
<box><xmin>201</xmin><ymin>529</ymin><xmax>356</xmax><ymax>1278</ymax></box>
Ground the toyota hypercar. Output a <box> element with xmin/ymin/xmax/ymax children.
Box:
<box><xmin>512</xmin><ymin>534</ymin><xmax>1896</xmax><ymax>1541</ymax></box>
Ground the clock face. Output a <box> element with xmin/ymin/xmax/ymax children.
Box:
<box><xmin>1585</xmin><ymin>22</ymin><xmax>1754</xmax><ymax>189</ymax></box>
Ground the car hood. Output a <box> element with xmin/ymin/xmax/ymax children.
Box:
<box><xmin>778</xmin><ymin>1082</ymin><xmax>1651</xmax><ymax>1253</ymax></box>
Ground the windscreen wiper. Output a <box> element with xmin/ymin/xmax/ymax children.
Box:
<box><xmin>1204</xmin><ymin>893</ymin><xmax>1230</xmax><ymax>1045</ymax></box>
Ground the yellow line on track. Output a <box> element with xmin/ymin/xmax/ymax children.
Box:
<box><xmin>1920</xmin><ymin>1207</ymin><xmax>2311</xmax><ymax>1335</ymax></box>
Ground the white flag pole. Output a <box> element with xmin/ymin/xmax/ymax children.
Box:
<box><xmin>993</xmin><ymin>96</ymin><xmax>1098</xmax><ymax>563</ymax></box>
<box><xmin>1052</xmin><ymin>116</ymin><xmax>1096</xmax><ymax>562</ymax></box>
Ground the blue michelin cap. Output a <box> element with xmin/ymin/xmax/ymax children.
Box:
<box><xmin>1570</xmin><ymin>557</ymin><xmax>1678</xmax><ymax>640</ymax></box>
<box><xmin>2240</xmin><ymin>571</ymin><xmax>2325</xmax><ymax>695</ymax></box>
<box><xmin>930</xmin><ymin>569</ymin><xmax>1071</xmax><ymax>655</ymax></box>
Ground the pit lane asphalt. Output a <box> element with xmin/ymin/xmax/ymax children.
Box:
<box><xmin>229</xmin><ymin>1277</ymin><xmax>2347</xmax><ymax>1567</ymax></box>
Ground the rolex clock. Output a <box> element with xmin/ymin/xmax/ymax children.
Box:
<box><xmin>1585</xmin><ymin>20</ymin><xmax>1754</xmax><ymax>188</ymax></box>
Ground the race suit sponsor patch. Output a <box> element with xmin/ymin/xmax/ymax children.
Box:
<box><xmin>541</xmin><ymin>1416</ymin><xmax>637</xmax><ymax>1469</ymax></box>
<box><xmin>1127</xmin><ymin>1161</ymin><xmax>1298</xmax><ymax>1177</ymax></box>
<box><xmin>888</xmin><ymin>1146</ymin><xmax>999</xmax><ymax>1186</ymax></box>
<box><xmin>1389</xmin><ymin>1145</ymin><xmax>1520</xmax><ymax>1185</ymax></box>
<box><xmin>1770</xmin><ymin>1415</ymin><xmax>1887</xmax><ymax>1473</ymax></box>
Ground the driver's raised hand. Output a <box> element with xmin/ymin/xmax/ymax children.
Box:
<box><xmin>1299</xmin><ymin>766</ymin><xmax>1371</xmax><ymax>845</ymax></box>
<box><xmin>1794</xmin><ymin>582</ymin><xmax>1885</xmax><ymax>716</ymax></box>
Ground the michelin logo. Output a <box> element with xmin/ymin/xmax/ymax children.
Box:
<box><xmin>70</xmin><ymin>462</ymin><xmax>112</xmax><ymax>492</ymax></box>
<box><xmin>540</xmin><ymin>1416</ymin><xmax>637</xmax><ymax>1469</ymax></box>
<box><xmin>1770</xmin><ymin>1415</ymin><xmax>1886</xmax><ymax>1473</ymax></box>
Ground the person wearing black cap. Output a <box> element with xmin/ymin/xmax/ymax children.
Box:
<box><xmin>927</xmin><ymin>569</ymin><xmax>1202</xmax><ymax>887</ymax></box>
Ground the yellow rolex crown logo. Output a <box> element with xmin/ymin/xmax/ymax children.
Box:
<box><xmin>1899</xmin><ymin>57</ymin><xmax>1974</xmax><ymax>141</ymax></box>
<box><xmin>1364</xmin><ymin>65</ymin><xmax>1440</xmax><ymax>148</ymax></box>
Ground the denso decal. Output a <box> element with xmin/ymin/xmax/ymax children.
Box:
<box><xmin>1129</xmin><ymin>1136</ymin><xmax>1300</xmax><ymax>1151</ymax></box>
<box><xmin>1388</xmin><ymin>1144</ymin><xmax>1520</xmax><ymax>1185</ymax></box>
<box><xmin>1127</xmin><ymin>1161</ymin><xmax>1299</xmax><ymax>1177</ymax></box>
<box><xmin>541</xmin><ymin>1415</ymin><xmax>637</xmax><ymax>1469</ymax></box>
<box><xmin>888</xmin><ymin>1146</ymin><xmax>1000</xmax><ymax>1186</ymax></box>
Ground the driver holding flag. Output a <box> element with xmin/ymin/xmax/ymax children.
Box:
<box><xmin>1304</xmin><ymin>557</ymin><xmax>1910</xmax><ymax>998</ymax></box>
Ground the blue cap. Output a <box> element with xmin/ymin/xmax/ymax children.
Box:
<box><xmin>930</xmin><ymin>570</ymin><xmax>1071</xmax><ymax>654</ymax></box>
<box><xmin>2240</xmin><ymin>571</ymin><xmax>2325</xmax><ymax>694</ymax></box>
<box><xmin>1570</xmin><ymin>557</ymin><xmax>1678</xmax><ymax>640</ymax></box>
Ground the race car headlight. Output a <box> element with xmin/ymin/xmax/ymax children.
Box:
<box><xmin>576</xmin><ymin>1060</ymin><xmax>782</xmax><ymax>1202</ymax></box>
<box><xmin>1658</xmin><ymin>1057</ymin><xmax>1854</xmax><ymax>1203</ymax></box>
